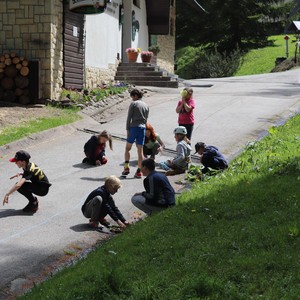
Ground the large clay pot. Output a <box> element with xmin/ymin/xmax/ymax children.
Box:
<box><xmin>141</xmin><ymin>55</ymin><xmax>152</xmax><ymax>63</ymax></box>
<box><xmin>127</xmin><ymin>52</ymin><xmax>138</xmax><ymax>63</ymax></box>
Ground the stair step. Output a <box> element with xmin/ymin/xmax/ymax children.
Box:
<box><xmin>115</xmin><ymin>63</ymin><xmax>178</xmax><ymax>88</ymax></box>
<box><xmin>119</xmin><ymin>62</ymin><xmax>154</xmax><ymax>67</ymax></box>
<box><xmin>116</xmin><ymin>71</ymin><xmax>164</xmax><ymax>76</ymax></box>
<box><xmin>115</xmin><ymin>76</ymin><xmax>172</xmax><ymax>82</ymax></box>
<box><xmin>117</xmin><ymin>66</ymin><xmax>158</xmax><ymax>72</ymax></box>
<box><xmin>127</xmin><ymin>81</ymin><xmax>178</xmax><ymax>88</ymax></box>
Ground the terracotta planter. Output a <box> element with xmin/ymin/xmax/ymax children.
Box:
<box><xmin>141</xmin><ymin>55</ymin><xmax>152</xmax><ymax>63</ymax></box>
<box><xmin>127</xmin><ymin>52</ymin><xmax>138</xmax><ymax>63</ymax></box>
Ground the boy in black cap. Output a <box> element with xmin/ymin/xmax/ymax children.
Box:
<box><xmin>194</xmin><ymin>142</ymin><xmax>228</xmax><ymax>174</ymax></box>
<box><xmin>3</xmin><ymin>150</ymin><xmax>52</xmax><ymax>213</ymax></box>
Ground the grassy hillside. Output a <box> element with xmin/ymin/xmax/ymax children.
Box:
<box><xmin>23</xmin><ymin>113</ymin><xmax>300</xmax><ymax>299</ymax></box>
<box><xmin>175</xmin><ymin>35</ymin><xmax>298</xmax><ymax>79</ymax></box>
<box><xmin>235</xmin><ymin>34</ymin><xmax>296</xmax><ymax>76</ymax></box>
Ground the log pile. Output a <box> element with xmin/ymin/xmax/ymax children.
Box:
<box><xmin>0</xmin><ymin>52</ymin><xmax>31</xmax><ymax>105</ymax></box>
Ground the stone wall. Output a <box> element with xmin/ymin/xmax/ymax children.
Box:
<box><xmin>157</xmin><ymin>35</ymin><xmax>175</xmax><ymax>74</ymax></box>
<box><xmin>156</xmin><ymin>2</ymin><xmax>176</xmax><ymax>74</ymax></box>
<box><xmin>0</xmin><ymin>0</ymin><xmax>61</xmax><ymax>100</ymax></box>
<box><xmin>85</xmin><ymin>60</ymin><xmax>120</xmax><ymax>89</ymax></box>
<box><xmin>50</xmin><ymin>0</ymin><xmax>64</xmax><ymax>100</ymax></box>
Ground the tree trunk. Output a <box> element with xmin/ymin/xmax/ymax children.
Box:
<box><xmin>15</xmin><ymin>88</ymin><xmax>24</xmax><ymax>96</ymax></box>
<box><xmin>15</xmin><ymin>75</ymin><xmax>29</xmax><ymax>88</ymax></box>
<box><xmin>1</xmin><ymin>77</ymin><xmax>14</xmax><ymax>90</ymax></box>
<box><xmin>0</xmin><ymin>52</ymin><xmax>32</xmax><ymax>105</ymax></box>
<box><xmin>3</xmin><ymin>90</ymin><xmax>16</xmax><ymax>102</ymax></box>
<box><xmin>19</xmin><ymin>95</ymin><xmax>30</xmax><ymax>105</ymax></box>
<box><xmin>22</xmin><ymin>60</ymin><xmax>29</xmax><ymax>67</ymax></box>
<box><xmin>20</xmin><ymin>66</ymin><xmax>29</xmax><ymax>76</ymax></box>
<box><xmin>4</xmin><ymin>65</ymin><xmax>18</xmax><ymax>78</ymax></box>
<box><xmin>16</xmin><ymin>63</ymin><xmax>22</xmax><ymax>70</ymax></box>
<box><xmin>12</xmin><ymin>57</ymin><xmax>20</xmax><ymax>64</ymax></box>
<box><xmin>4</xmin><ymin>58</ymin><xmax>12</xmax><ymax>66</ymax></box>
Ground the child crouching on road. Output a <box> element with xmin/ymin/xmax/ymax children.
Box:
<box><xmin>159</xmin><ymin>126</ymin><xmax>192</xmax><ymax>176</ymax></box>
<box><xmin>82</xmin><ymin>130</ymin><xmax>113</xmax><ymax>166</ymax></box>
<box><xmin>143</xmin><ymin>123</ymin><xmax>165</xmax><ymax>160</ymax></box>
<box><xmin>3</xmin><ymin>150</ymin><xmax>52</xmax><ymax>213</ymax></box>
<box><xmin>81</xmin><ymin>175</ymin><xmax>130</xmax><ymax>229</ymax></box>
<box><xmin>132</xmin><ymin>158</ymin><xmax>175</xmax><ymax>215</ymax></box>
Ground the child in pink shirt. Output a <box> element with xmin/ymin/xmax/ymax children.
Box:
<box><xmin>176</xmin><ymin>87</ymin><xmax>195</xmax><ymax>140</ymax></box>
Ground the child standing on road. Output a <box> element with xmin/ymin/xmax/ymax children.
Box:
<box><xmin>159</xmin><ymin>126</ymin><xmax>192</xmax><ymax>176</ymax></box>
<box><xmin>143</xmin><ymin>123</ymin><xmax>165</xmax><ymax>160</ymax></box>
<box><xmin>3</xmin><ymin>150</ymin><xmax>52</xmax><ymax>213</ymax></box>
<box><xmin>122</xmin><ymin>88</ymin><xmax>149</xmax><ymax>178</ymax></box>
<box><xmin>82</xmin><ymin>130</ymin><xmax>113</xmax><ymax>166</ymax></box>
<box><xmin>176</xmin><ymin>87</ymin><xmax>195</xmax><ymax>140</ymax></box>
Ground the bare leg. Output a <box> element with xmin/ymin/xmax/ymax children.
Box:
<box><xmin>124</xmin><ymin>142</ymin><xmax>133</xmax><ymax>162</ymax></box>
<box><xmin>136</xmin><ymin>144</ymin><xmax>143</xmax><ymax>170</ymax></box>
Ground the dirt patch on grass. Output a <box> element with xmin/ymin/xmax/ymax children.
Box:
<box><xmin>0</xmin><ymin>88</ymin><xmax>156</xmax><ymax>130</ymax></box>
<box><xmin>0</xmin><ymin>104</ymin><xmax>65</xmax><ymax>130</ymax></box>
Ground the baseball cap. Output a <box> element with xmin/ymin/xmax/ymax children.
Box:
<box><xmin>9</xmin><ymin>150</ymin><xmax>31</xmax><ymax>162</ymax></box>
<box><xmin>174</xmin><ymin>126</ymin><xmax>187</xmax><ymax>135</ymax></box>
<box><xmin>194</xmin><ymin>142</ymin><xmax>205</xmax><ymax>154</ymax></box>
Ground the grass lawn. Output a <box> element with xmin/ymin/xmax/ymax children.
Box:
<box><xmin>0</xmin><ymin>107</ymin><xmax>81</xmax><ymax>146</ymax></box>
<box><xmin>235</xmin><ymin>34</ymin><xmax>297</xmax><ymax>76</ymax></box>
<box><xmin>22</xmin><ymin>113</ymin><xmax>300</xmax><ymax>299</ymax></box>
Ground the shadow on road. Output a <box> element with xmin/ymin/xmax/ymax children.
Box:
<box><xmin>80</xmin><ymin>177</ymin><xmax>106</xmax><ymax>182</ymax></box>
<box><xmin>0</xmin><ymin>209</ymin><xmax>35</xmax><ymax>218</ymax></box>
<box><xmin>72</xmin><ymin>163</ymin><xmax>95</xmax><ymax>169</ymax></box>
<box><xmin>70</xmin><ymin>223</ymin><xmax>92</xmax><ymax>232</ymax></box>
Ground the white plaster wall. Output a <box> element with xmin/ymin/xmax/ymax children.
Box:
<box><xmin>85</xmin><ymin>0</ymin><xmax>122</xmax><ymax>68</ymax></box>
<box><xmin>132</xmin><ymin>0</ymin><xmax>148</xmax><ymax>54</ymax></box>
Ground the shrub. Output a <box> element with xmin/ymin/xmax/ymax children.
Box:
<box><xmin>148</xmin><ymin>45</ymin><xmax>160</xmax><ymax>55</ymax></box>
<box><xmin>175</xmin><ymin>46</ymin><xmax>205</xmax><ymax>79</ymax></box>
<box><xmin>194</xmin><ymin>48</ymin><xmax>244</xmax><ymax>78</ymax></box>
<box><xmin>176</xmin><ymin>46</ymin><xmax>243</xmax><ymax>79</ymax></box>
<box><xmin>57</xmin><ymin>84</ymin><xmax>128</xmax><ymax>107</ymax></box>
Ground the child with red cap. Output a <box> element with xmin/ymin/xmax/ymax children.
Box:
<box><xmin>3</xmin><ymin>150</ymin><xmax>52</xmax><ymax>213</ymax></box>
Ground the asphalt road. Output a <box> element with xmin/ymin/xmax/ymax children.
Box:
<box><xmin>0</xmin><ymin>69</ymin><xmax>299</xmax><ymax>297</ymax></box>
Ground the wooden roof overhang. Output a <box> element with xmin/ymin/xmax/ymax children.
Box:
<box><xmin>145</xmin><ymin>0</ymin><xmax>171</xmax><ymax>35</ymax></box>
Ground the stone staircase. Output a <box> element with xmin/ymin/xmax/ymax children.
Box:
<box><xmin>115</xmin><ymin>62</ymin><xmax>178</xmax><ymax>88</ymax></box>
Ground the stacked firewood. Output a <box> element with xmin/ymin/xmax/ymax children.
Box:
<box><xmin>0</xmin><ymin>52</ymin><xmax>31</xmax><ymax>105</ymax></box>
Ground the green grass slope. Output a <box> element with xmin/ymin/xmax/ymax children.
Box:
<box><xmin>235</xmin><ymin>35</ymin><xmax>297</xmax><ymax>76</ymax></box>
<box><xmin>23</xmin><ymin>114</ymin><xmax>300</xmax><ymax>299</ymax></box>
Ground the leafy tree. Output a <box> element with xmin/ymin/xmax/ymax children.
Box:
<box><xmin>176</xmin><ymin>0</ymin><xmax>295</xmax><ymax>51</ymax></box>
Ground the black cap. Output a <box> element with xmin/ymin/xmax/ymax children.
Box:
<box><xmin>194</xmin><ymin>142</ymin><xmax>205</xmax><ymax>154</ymax></box>
<box><xmin>9</xmin><ymin>150</ymin><xmax>31</xmax><ymax>162</ymax></box>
